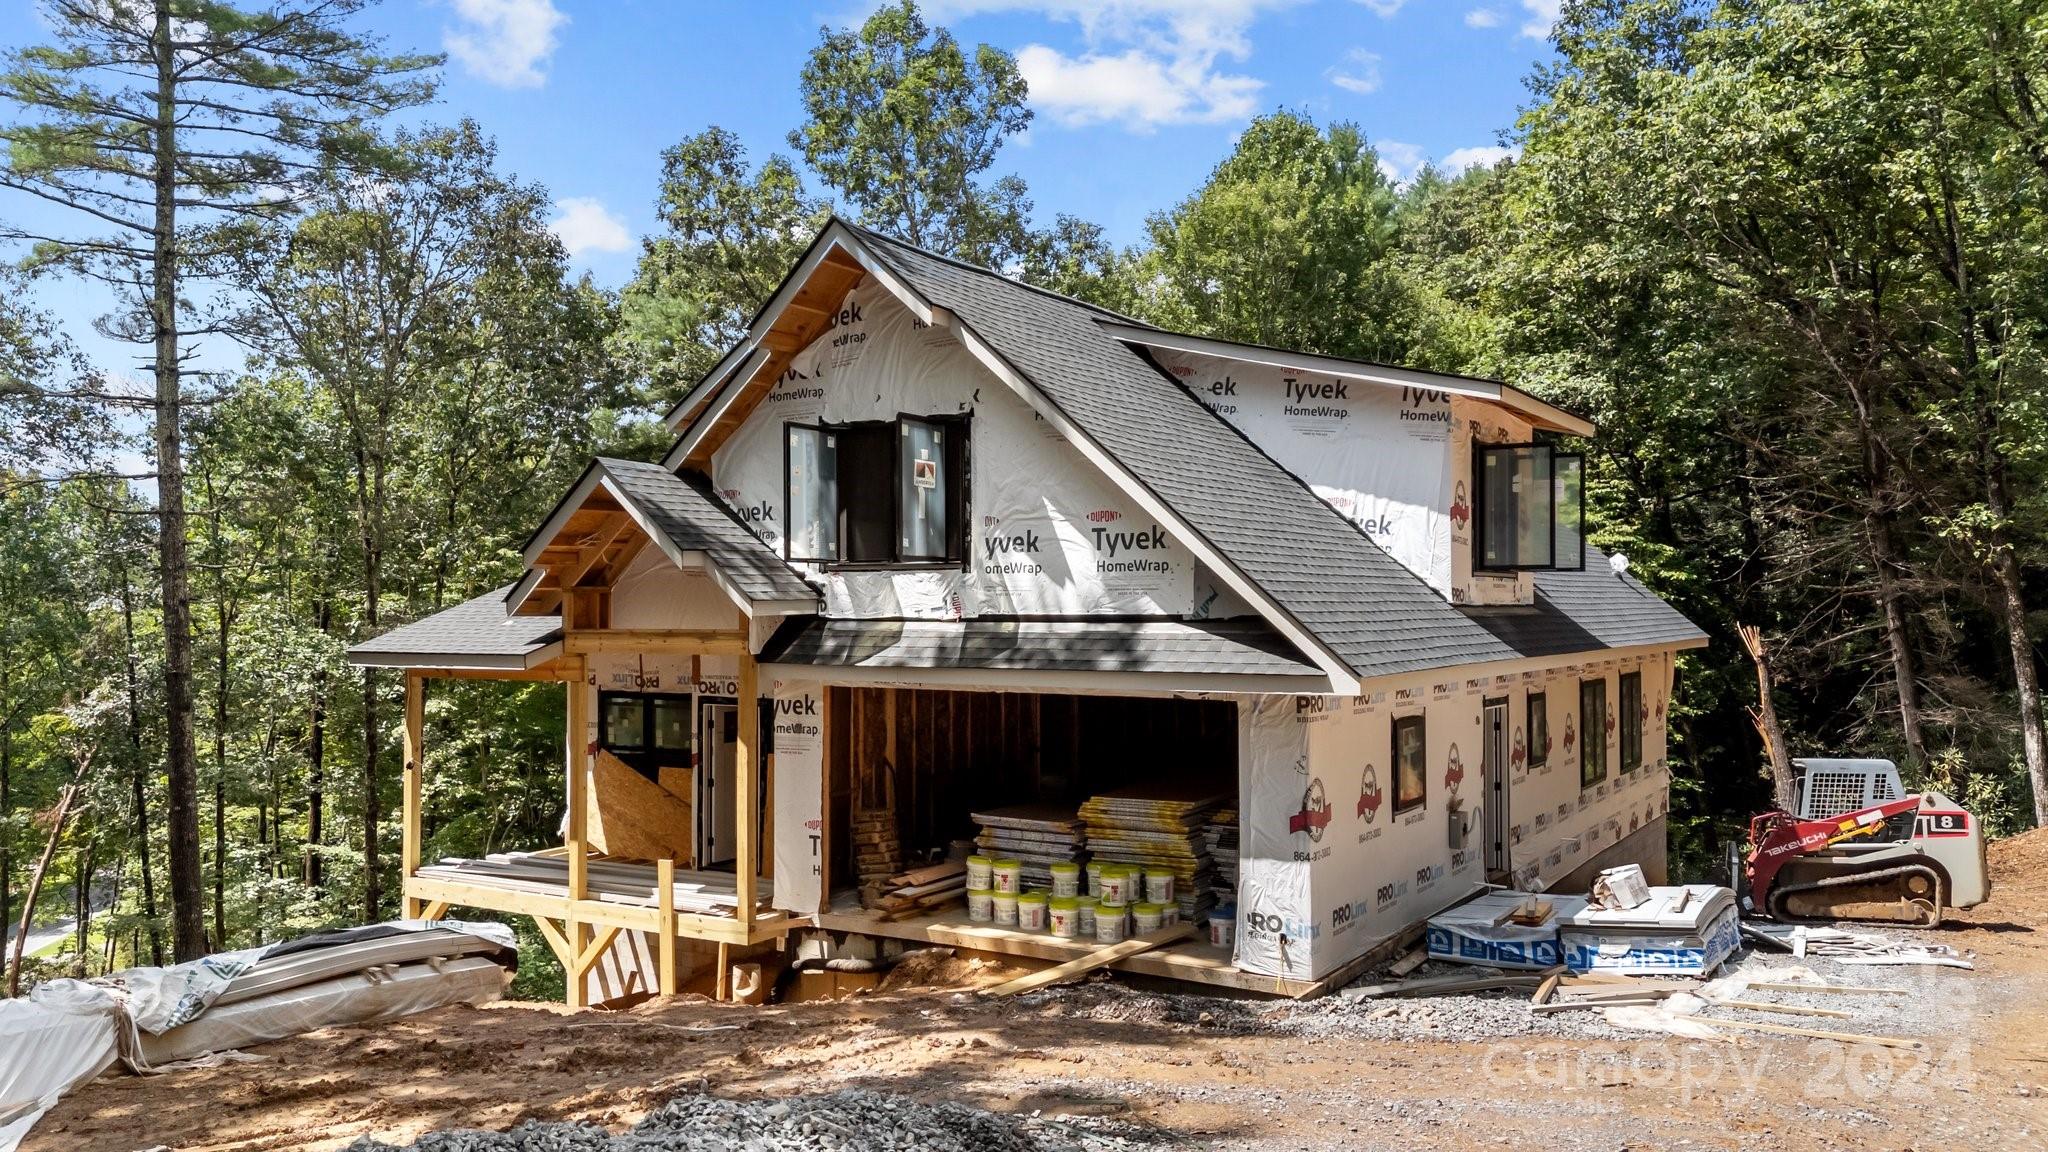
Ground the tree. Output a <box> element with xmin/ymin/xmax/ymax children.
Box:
<box><xmin>790</xmin><ymin>0</ymin><xmax>1033</xmax><ymax>261</ymax></box>
<box><xmin>0</xmin><ymin>0</ymin><xmax>436</xmax><ymax>959</ymax></box>
<box><xmin>617</xmin><ymin>127</ymin><xmax>828</xmax><ymax>407</ymax></box>
<box><xmin>221</xmin><ymin>121</ymin><xmax>609</xmax><ymax>919</ymax></box>
<box><xmin>1140</xmin><ymin>112</ymin><xmax>1413</xmax><ymax>361</ymax></box>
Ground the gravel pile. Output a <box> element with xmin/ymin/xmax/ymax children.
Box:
<box><xmin>343</xmin><ymin>1089</ymin><xmax>1155</xmax><ymax>1152</ymax></box>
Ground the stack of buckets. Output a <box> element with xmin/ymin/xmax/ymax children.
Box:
<box><xmin>964</xmin><ymin>855</ymin><xmax>1180</xmax><ymax>944</ymax></box>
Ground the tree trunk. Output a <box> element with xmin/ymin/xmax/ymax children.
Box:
<box><xmin>307</xmin><ymin>595</ymin><xmax>329</xmax><ymax>890</ymax></box>
<box><xmin>120</xmin><ymin>555</ymin><xmax>165</xmax><ymax>967</ymax></box>
<box><xmin>1984</xmin><ymin>461</ymin><xmax>2048</xmax><ymax>826</ymax></box>
<box><xmin>74</xmin><ymin>835</ymin><xmax>94</xmax><ymax>977</ymax></box>
<box><xmin>1739</xmin><ymin>624</ymin><xmax>1799</xmax><ymax>811</ymax></box>
<box><xmin>211</xmin><ymin>491</ymin><xmax>230</xmax><ymax>950</ymax></box>
<box><xmin>357</xmin><ymin>454</ymin><xmax>385</xmax><ymax>923</ymax></box>
<box><xmin>1</xmin><ymin>697</ymin><xmax>11</xmax><ymax>945</ymax></box>
<box><xmin>1842</xmin><ymin>375</ymin><xmax>1931</xmax><ymax>772</ymax></box>
<box><xmin>7</xmin><ymin>747</ymin><xmax>93</xmax><ymax>998</ymax></box>
<box><xmin>151</xmin><ymin>1</ymin><xmax>205</xmax><ymax>963</ymax></box>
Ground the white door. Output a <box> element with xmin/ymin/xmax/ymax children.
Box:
<box><xmin>699</xmin><ymin>703</ymin><xmax>739</xmax><ymax>868</ymax></box>
<box><xmin>1482</xmin><ymin>697</ymin><xmax>1510</xmax><ymax>876</ymax></box>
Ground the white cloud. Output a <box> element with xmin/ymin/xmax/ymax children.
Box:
<box><xmin>549</xmin><ymin>197</ymin><xmax>630</xmax><ymax>257</ymax></box>
<box><xmin>1464</xmin><ymin>7</ymin><xmax>1502</xmax><ymax>28</ymax></box>
<box><xmin>1519</xmin><ymin>0</ymin><xmax>1562</xmax><ymax>40</ymax></box>
<box><xmin>444</xmin><ymin>0</ymin><xmax>566</xmax><ymax>89</ymax></box>
<box><xmin>938</xmin><ymin>1</ymin><xmax>1303</xmax><ymax>130</ymax></box>
<box><xmin>1442</xmin><ymin>144</ymin><xmax>1519</xmax><ymax>172</ymax></box>
<box><xmin>1354</xmin><ymin>0</ymin><xmax>1406</xmax><ymax>15</ymax></box>
<box><xmin>1375</xmin><ymin>139</ymin><xmax>1424</xmax><ymax>183</ymax></box>
<box><xmin>1326</xmin><ymin>49</ymin><xmax>1382</xmax><ymax>96</ymax></box>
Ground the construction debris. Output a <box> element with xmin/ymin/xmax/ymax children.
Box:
<box><xmin>341</xmin><ymin>1089</ymin><xmax>1150</xmax><ymax>1152</ymax></box>
<box><xmin>1741</xmin><ymin>922</ymin><xmax>1974</xmax><ymax>967</ymax></box>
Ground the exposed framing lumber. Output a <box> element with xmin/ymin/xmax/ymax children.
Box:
<box><xmin>983</xmin><ymin>922</ymin><xmax>1195</xmax><ymax>996</ymax></box>
<box><xmin>566</xmin><ymin>656</ymin><xmax>592</xmax><ymax>1008</ymax></box>
<box><xmin>565</xmin><ymin>630</ymin><xmax>750</xmax><ymax>656</ymax></box>
<box><xmin>560</xmin><ymin>512</ymin><xmax>634</xmax><ymax>588</ymax></box>
<box><xmin>1706</xmin><ymin>1017</ymin><xmax>1924</xmax><ymax>1050</ymax></box>
<box><xmin>657</xmin><ymin>856</ymin><xmax>678</xmax><ymax>997</ymax></box>
<box><xmin>401</xmin><ymin>672</ymin><xmax>426</xmax><ymax>917</ymax></box>
<box><xmin>735</xmin><ymin>652</ymin><xmax>759</xmax><ymax>928</ymax></box>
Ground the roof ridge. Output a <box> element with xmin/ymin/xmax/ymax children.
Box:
<box><xmin>839</xmin><ymin>217</ymin><xmax>1160</xmax><ymax>330</ymax></box>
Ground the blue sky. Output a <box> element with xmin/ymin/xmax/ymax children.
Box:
<box><xmin>1</xmin><ymin>0</ymin><xmax>1564</xmax><ymax>389</ymax></box>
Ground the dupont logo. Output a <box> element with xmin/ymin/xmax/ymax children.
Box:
<box><xmin>1086</xmin><ymin>509</ymin><xmax>1122</xmax><ymax>524</ymax></box>
<box><xmin>1290</xmin><ymin>779</ymin><xmax>1332</xmax><ymax>841</ymax></box>
<box><xmin>1356</xmin><ymin>764</ymin><xmax>1383</xmax><ymax>822</ymax></box>
<box><xmin>1443</xmin><ymin>743</ymin><xmax>1466</xmax><ymax>797</ymax></box>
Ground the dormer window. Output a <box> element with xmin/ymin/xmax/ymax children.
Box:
<box><xmin>1473</xmin><ymin>442</ymin><xmax>1584</xmax><ymax>571</ymax></box>
<box><xmin>785</xmin><ymin>415</ymin><xmax>968</xmax><ymax>565</ymax></box>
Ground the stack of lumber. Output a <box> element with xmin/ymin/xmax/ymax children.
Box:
<box><xmin>414</xmin><ymin>852</ymin><xmax>758</xmax><ymax>915</ymax></box>
<box><xmin>867</xmin><ymin>860</ymin><xmax>969</xmax><ymax>922</ymax></box>
<box><xmin>972</xmin><ymin>803</ymin><xmax>1087</xmax><ymax>890</ymax></box>
<box><xmin>1078</xmin><ymin>782</ymin><xmax>1229</xmax><ymax>920</ymax></box>
<box><xmin>1201</xmin><ymin>807</ymin><xmax>1238</xmax><ymax>909</ymax></box>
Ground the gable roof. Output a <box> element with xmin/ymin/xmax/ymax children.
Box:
<box><xmin>512</xmin><ymin>456</ymin><xmax>818</xmax><ymax>616</ymax></box>
<box><xmin>837</xmin><ymin>223</ymin><xmax>1703</xmax><ymax>682</ymax></box>
<box><xmin>349</xmin><ymin>585</ymin><xmax>563</xmax><ymax>670</ymax></box>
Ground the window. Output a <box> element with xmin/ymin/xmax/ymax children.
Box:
<box><xmin>786</xmin><ymin>415</ymin><xmax>967</xmax><ymax>565</ymax></box>
<box><xmin>1473</xmin><ymin>442</ymin><xmax>1584</xmax><ymax>571</ymax></box>
<box><xmin>598</xmin><ymin>691</ymin><xmax>693</xmax><ymax>782</ymax></box>
<box><xmin>1527</xmin><ymin>691</ymin><xmax>1548</xmax><ymax>769</ymax></box>
<box><xmin>1393</xmin><ymin>714</ymin><xmax>1427</xmax><ymax>814</ymax></box>
<box><xmin>1619</xmin><ymin>671</ymin><xmax>1643</xmax><ymax>772</ymax></box>
<box><xmin>1580</xmin><ymin>678</ymin><xmax>1607</xmax><ymax>788</ymax></box>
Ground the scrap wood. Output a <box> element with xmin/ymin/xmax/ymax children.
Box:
<box><xmin>1714</xmin><ymin>999</ymin><xmax>1853</xmax><ymax>1020</ymax></box>
<box><xmin>1534</xmin><ymin>997</ymin><xmax>1664</xmax><ymax>1013</ymax></box>
<box><xmin>886</xmin><ymin>861</ymin><xmax>966</xmax><ymax>888</ymax></box>
<box><xmin>1558</xmin><ymin>984</ymin><xmax>1678</xmax><ymax>1002</ymax></box>
<box><xmin>1746</xmin><ymin>980</ymin><xmax>1908</xmax><ymax>996</ymax></box>
<box><xmin>1340</xmin><ymin>972</ymin><xmax>1543</xmax><ymax>1002</ymax></box>
<box><xmin>1835</xmin><ymin>954</ymin><xmax>1974</xmax><ymax>970</ymax></box>
<box><xmin>1386</xmin><ymin>947</ymin><xmax>1428</xmax><ymax>978</ymax></box>
<box><xmin>1531</xmin><ymin>969</ymin><xmax>1564</xmax><ymax>1006</ymax></box>
<box><xmin>980</xmin><ymin>923</ymin><xmax>1196</xmax><ymax>997</ymax></box>
<box><xmin>1704</xmin><ymin>1017</ymin><xmax>1923</xmax><ymax>1050</ymax></box>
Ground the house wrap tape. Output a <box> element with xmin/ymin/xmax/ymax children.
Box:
<box><xmin>771</xmin><ymin>678</ymin><xmax>825</xmax><ymax>913</ymax></box>
<box><xmin>712</xmin><ymin>280</ymin><xmax>1195</xmax><ymax>619</ymax></box>
<box><xmin>1233</xmin><ymin>653</ymin><xmax>1670</xmax><ymax>982</ymax></box>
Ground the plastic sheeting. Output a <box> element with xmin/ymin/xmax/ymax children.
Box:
<box><xmin>0</xmin><ymin>998</ymin><xmax>118</xmax><ymax>1152</ymax></box>
<box><xmin>771</xmin><ymin>677</ymin><xmax>826</xmax><ymax>913</ymax></box>
<box><xmin>711</xmin><ymin>280</ymin><xmax>1194</xmax><ymax>619</ymax></box>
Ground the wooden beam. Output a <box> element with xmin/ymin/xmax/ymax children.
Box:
<box><xmin>574</xmin><ymin>923</ymin><xmax>623</xmax><ymax>976</ymax></box>
<box><xmin>982</xmin><ymin>923</ymin><xmax>1196</xmax><ymax>997</ymax></box>
<box><xmin>420</xmin><ymin>900</ymin><xmax>449</xmax><ymax>922</ymax></box>
<box><xmin>414</xmin><ymin>664</ymin><xmax>576</xmax><ymax>683</ymax></box>
<box><xmin>401</xmin><ymin>672</ymin><xmax>426</xmax><ymax>917</ymax></box>
<box><xmin>564</xmin><ymin>630</ymin><xmax>750</xmax><ymax>656</ymax></box>
<box><xmin>657</xmin><ymin>856</ymin><xmax>678</xmax><ymax>998</ymax></box>
<box><xmin>533</xmin><ymin>916</ymin><xmax>574</xmax><ymax>970</ymax></box>
<box><xmin>735</xmin><ymin>652</ymin><xmax>759</xmax><ymax>928</ymax></box>
<box><xmin>565</xmin><ymin>661</ymin><xmax>591</xmax><ymax>1009</ymax></box>
<box><xmin>560</xmin><ymin>513</ymin><xmax>634</xmax><ymax>588</ymax></box>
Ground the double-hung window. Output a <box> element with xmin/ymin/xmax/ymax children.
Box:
<box><xmin>1527</xmin><ymin>691</ymin><xmax>1548</xmax><ymax>770</ymax></box>
<box><xmin>1580</xmin><ymin>678</ymin><xmax>1607</xmax><ymax>788</ymax></box>
<box><xmin>1618</xmin><ymin>671</ymin><xmax>1643</xmax><ymax>773</ymax></box>
<box><xmin>1473</xmin><ymin>442</ymin><xmax>1584</xmax><ymax>571</ymax></box>
<box><xmin>786</xmin><ymin>415</ymin><xmax>967</xmax><ymax>565</ymax></box>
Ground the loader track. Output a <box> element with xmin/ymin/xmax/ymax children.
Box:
<box><xmin>1767</xmin><ymin>859</ymin><xmax>1947</xmax><ymax>927</ymax></box>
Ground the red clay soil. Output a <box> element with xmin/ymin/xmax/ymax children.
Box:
<box><xmin>28</xmin><ymin>831</ymin><xmax>2048</xmax><ymax>1152</ymax></box>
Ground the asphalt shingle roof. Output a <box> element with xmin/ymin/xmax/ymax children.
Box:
<box><xmin>595</xmin><ymin>458</ymin><xmax>818</xmax><ymax>605</ymax></box>
<box><xmin>761</xmin><ymin>618</ymin><xmax>1323</xmax><ymax>677</ymax></box>
<box><xmin>845</xmin><ymin>224</ymin><xmax>1705</xmax><ymax>681</ymax></box>
<box><xmin>348</xmin><ymin>585</ymin><xmax>562</xmax><ymax>669</ymax></box>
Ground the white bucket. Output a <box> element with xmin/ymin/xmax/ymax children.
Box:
<box><xmin>1049</xmin><ymin>897</ymin><xmax>1079</xmax><ymax>938</ymax></box>
<box><xmin>1099</xmin><ymin>867</ymin><xmax>1133</xmax><ymax>906</ymax></box>
<box><xmin>1209</xmin><ymin>907</ymin><xmax>1236</xmax><ymax>948</ymax></box>
<box><xmin>966</xmin><ymin>856</ymin><xmax>994</xmax><ymax>890</ymax></box>
<box><xmin>1132</xmin><ymin>902</ymin><xmax>1165</xmax><ymax>934</ymax></box>
<box><xmin>993</xmin><ymin>893</ymin><xmax>1019</xmax><ymax>926</ymax></box>
<box><xmin>967</xmin><ymin>889</ymin><xmax>995</xmax><ymax>923</ymax></box>
<box><xmin>1017</xmin><ymin>892</ymin><xmax>1048</xmax><ymax>932</ymax></box>
<box><xmin>1086</xmin><ymin>860</ymin><xmax>1104</xmax><ymax>897</ymax></box>
<box><xmin>1075</xmin><ymin>897</ymin><xmax>1097</xmax><ymax>936</ymax></box>
<box><xmin>1094</xmin><ymin>904</ymin><xmax>1128</xmax><ymax>944</ymax></box>
<box><xmin>991</xmin><ymin>859</ymin><xmax>1024</xmax><ymax>895</ymax></box>
<box><xmin>1050</xmin><ymin>862</ymin><xmax>1081</xmax><ymax>898</ymax></box>
<box><xmin>1144</xmin><ymin>870</ymin><xmax>1175</xmax><ymax>906</ymax></box>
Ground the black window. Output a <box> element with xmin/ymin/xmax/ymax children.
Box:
<box><xmin>1393</xmin><ymin>714</ymin><xmax>1427</xmax><ymax>814</ymax></box>
<box><xmin>598</xmin><ymin>691</ymin><xmax>692</xmax><ymax>782</ymax></box>
<box><xmin>1619</xmin><ymin>671</ymin><xmax>1643</xmax><ymax>772</ymax></box>
<box><xmin>1527</xmin><ymin>691</ymin><xmax>1548</xmax><ymax>769</ymax></box>
<box><xmin>1580</xmin><ymin>678</ymin><xmax>1607</xmax><ymax>788</ymax></box>
<box><xmin>1473</xmin><ymin>442</ymin><xmax>1583</xmax><ymax>571</ymax></box>
<box><xmin>786</xmin><ymin>415</ymin><xmax>967</xmax><ymax>565</ymax></box>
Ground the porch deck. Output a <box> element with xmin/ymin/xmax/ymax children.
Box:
<box><xmin>814</xmin><ymin>892</ymin><xmax>1326</xmax><ymax>997</ymax></box>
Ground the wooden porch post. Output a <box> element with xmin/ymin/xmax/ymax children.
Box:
<box><xmin>401</xmin><ymin>672</ymin><xmax>425</xmax><ymax>918</ymax></box>
<box><xmin>656</xmin><ymin>855</ymin><xmax>677</xmax><ymax>998</ymax></box>
<box><xmin>735</xmin><ymin>652</ymin><xmax>759</xmax><ymax>930</ymax></box>
<box><xmin>565</xmin><ymin>658</ymin><xmax>591</xmax><ymax>1008</ymax></box>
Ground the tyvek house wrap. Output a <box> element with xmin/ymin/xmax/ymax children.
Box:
<box><xmin>772</xmin><ymin>677</ymin><xmax>826</xmax><ymax>914</ymax></box>
<box><xmin>711</xmin><ymin>279</ymin><xmax>1196</xmax><ymax>619</ymax></box>
<box><xmin>1151</xmin><ymin>349</ymin><xmax>1456</xmax><ymax>599</ymax></box>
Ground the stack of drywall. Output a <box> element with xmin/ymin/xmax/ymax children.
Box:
<box><xmin>1561</xmin><ymin>884</ymin><xmax>1740</xmax><ymax>976</ymax></box>
<box><xmin>971</xmin><ymin>804</ymin><xmax>1087</xmax><ymax>890</ymax></box>
<box><xmin>1425</xmin><ymin>890</ymin><xmax>1591</xmax><ymax>969</ymax></box>
<box><xmin>1078</xmin><ymin>782</ymin><xmax>1229</xmax><ymax>920</ymax></box>
<box><xmin>1201</xmin><ymin>807</ymin><xmax>1238</xmax><ymax>910</ymax></box>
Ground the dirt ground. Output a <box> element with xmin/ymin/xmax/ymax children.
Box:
<box><xmin>30</xmin><ymin>831</ymin><xmax>2048</xmax><ymax>1152</ymax></box>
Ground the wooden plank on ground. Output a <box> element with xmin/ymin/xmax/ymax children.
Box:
<box><xmin>1746</xmin><ymin>981</ymin><xmax>1908</xmax><ymax>997</ymax></box>
<box><xmin>1706</xmin><ymin>1017</ymin><xmax>1923</xmax><ymax>1050</ymax></box>
<box><xmin>1339</xmin><ymin>972</ymin><xmax>1544</xmax><ymax>1002</ymax></box>
<box><xmin>1388</xmin><ymin>947</ymin><xmax>1428</xmax><ymax>978</ymax></box>
<box><xmin>1714</xmin><ymin>999</ymin><xmax>1853</xmax><ymax>1020</ymax></box>
<box><xmin>982</xmin><ymin>923</ymin><xmax>1195</xmax><ymax>997</ymax></box>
